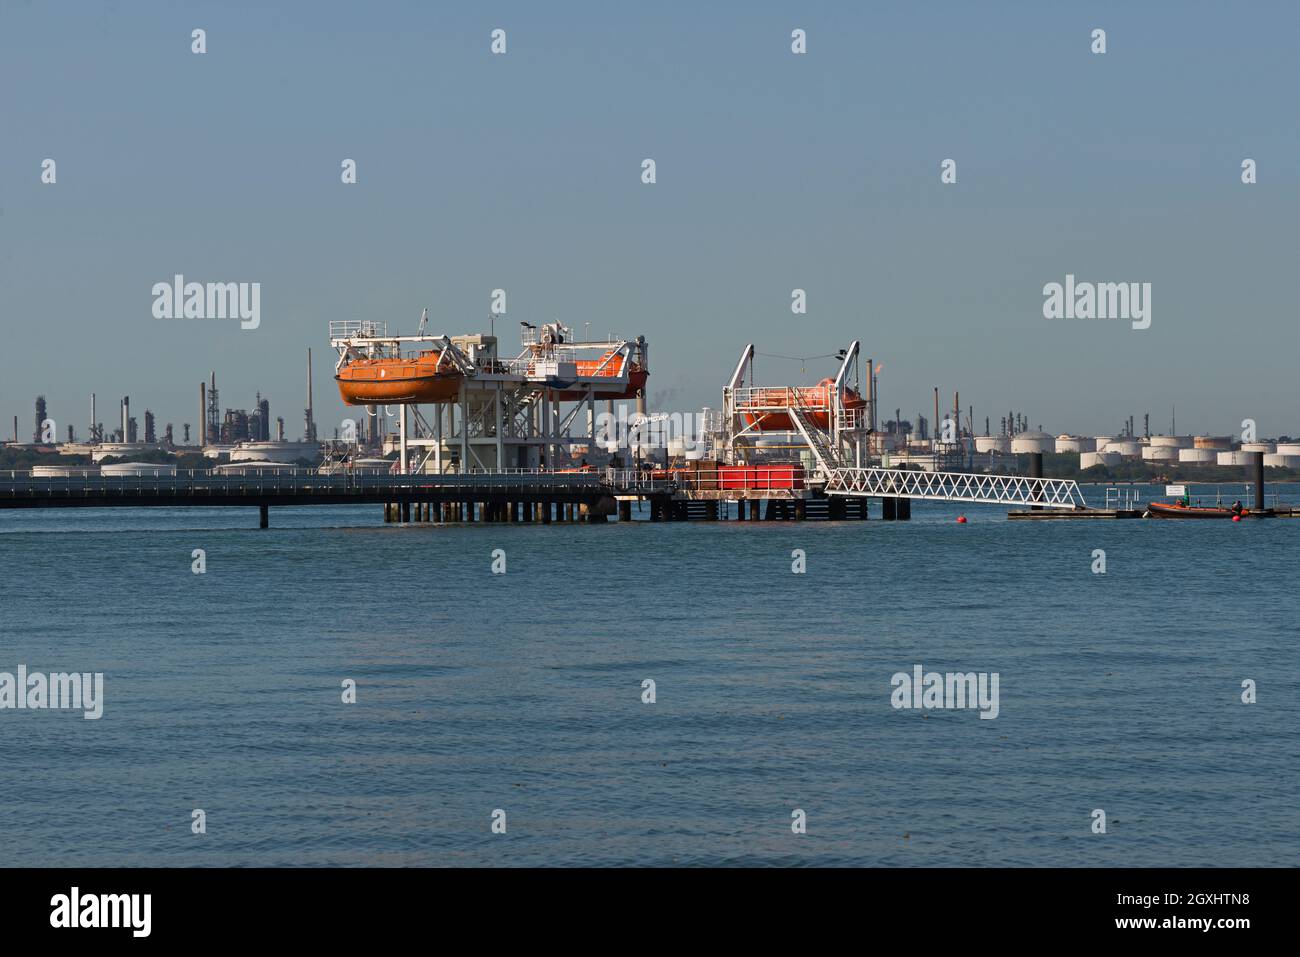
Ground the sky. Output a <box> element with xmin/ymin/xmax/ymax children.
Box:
<box><xmin>2</xmin><ymin>0</ymin><xmax>1297</xmax><ymax>441</ymax></box>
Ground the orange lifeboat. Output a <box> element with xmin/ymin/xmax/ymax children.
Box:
<box><xmin>335</xmin><ymin>350</ymin><xmax>464</xmax><ymax>405</ymax></box>
<box><xmin>553</xmin><ymin>351</ymin><xmax>649</xmax><ymax>400</ymax></box>
<box><xmin>741</xmin><ymin>378</ymin><xmax>867</xmax><ymax>431</ymax></box>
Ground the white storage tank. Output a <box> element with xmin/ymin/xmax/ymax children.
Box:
<box><xmin>1264</xmin><ymin>454</ymin><xmax>1300</xmax><ymax>468</ymax></box>
<box><xmin>30</xmin><ymin>465</ymin><xmax>100</xmax><ymax>478</ymax></box>
<box><xmin>352</xmin><ymin>457</ymin><xmax>395</xmax><ymax>473</ymax></box>
<box><xmin>1177</xmin><ymin>448</ymin><xmax>1215</xmax><ymax>463</ymax></box>
<box><xmin>1080</xmin><ymin>451</ymin><xmax>1120</xmax><ymax>469</ymax></box>
<box><xmin>974</xmin><ymin>435</ymin><xmax>1010</xmax><ymax>453</ymax></box>
<box><xmin>1142</xmin><ymin>445</ymin><xmax>1179</xmax><ymax>462</ymax></box>
<box><xmin>92</xmin><ymin>442</ymin><xmax>160</xmax><ymax>463</ymax></box>
<box><xmin>100</xmin><ymin>462</ymin><xmax>177</xmax><ymax>477</ymax></box>
<box><xmin>230</xmin><ymin>441</ymin><xmax>321</xmax><ymax>463</ymax></box>
<box><xmin>1149</xmin><ymin>435</ymin><xmax>1192</xmax><ymax>449</ymax></box>
<box><xmin>212</xmin><ymin>460</ymin><xmax>299</xmax><ymax>475</ymax></box>
<box><xmin>1275</xmin><ymin>443</ymin><xmax>1300</xmax><ymax>456</ymax></box>
<box><xmin>1011</xmin><ymin>430</ymin><xmax>1054</xmax><ymax>454</ymax></box>
<box><xmin>1103</xmin><ymin>440</ymin><xmax>1142</xmax><ymax>457</ymax></box>
<box><xmin>1055</xmin><ymin>435</ymin><xmax>1090</xmax><ymax>453</ymax></box>
<box><xmin>1217</xmin><ymin>451</ymin><xmax>1249</xmax><ymax>466</ymax></box>
<box><xmin>1241</xmin><ymin>442</ymin><xmax>1275</xmax><ymax>454</ymax></box>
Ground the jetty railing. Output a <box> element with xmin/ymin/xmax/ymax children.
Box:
<box><xmin>825</xmin><ymin>467</ymin><xmax>1088</xmax><ymax>510</ymax></box>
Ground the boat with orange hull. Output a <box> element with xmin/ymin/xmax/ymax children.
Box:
<box><xmin>552</xmin><ymin>353</ymin><xmax>649</xmax><ymax>400</ymax></box>
<box><xmin>740</xmin><ymin>379</ymin><xmax>868</xmax><ymax>431</ymax></box>
<box><xmin>1146</xmin><ymin>501</ymin><xmax>1254</xmax><ymax>519</ymax></box>
<box><xmin>335</xmin><ymin>350</ymin><xmax>464</xmax><ymax>405</ymax></box>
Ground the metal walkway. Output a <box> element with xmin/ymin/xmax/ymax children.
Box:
<box><xmin>825</xmin><ymin>467</ymin><xmax>1088</xmax><ymax>510</ymax></box>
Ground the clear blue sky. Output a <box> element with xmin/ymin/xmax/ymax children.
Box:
<box><xmin>2</xmin><ymin>0</ymin><xmax>1297</xmax><ymax>440</ymax></box>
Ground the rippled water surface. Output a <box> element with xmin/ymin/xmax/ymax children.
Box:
<box><xmin>1</xmin><ymin>485</ymin><xmax>1296</xmax><ymax>866</ymax></box>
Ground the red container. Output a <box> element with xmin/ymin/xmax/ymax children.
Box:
<box><xmin>718</xmin><ymin>464</ymin><xmax>805</xmax><ymax>490</ymax></box>
<box><xmin>719</xmin><ymin>465</ymin><xmax>754</xmax><ymax>490</ymax></box>
<box><xmin>754</xmin><ymin>464</ymin><xmax>805</xmax><ymax>490</ymax></box>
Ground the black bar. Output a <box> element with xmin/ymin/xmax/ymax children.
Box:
<box><xmin>0</xmin><ymin>867</ymin><xmax>1276</xmax><ymax>943</ymax></box>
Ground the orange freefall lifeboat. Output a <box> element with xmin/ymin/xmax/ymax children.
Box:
<box><xmin>741</xmin><ymin>378</ymin><xmax>867</xmax><ymax>431</ymax></box>
<box><xmin>335</xmin><ymin>350</ymin><xmax>464</xmax><ymax>405</ymax></box>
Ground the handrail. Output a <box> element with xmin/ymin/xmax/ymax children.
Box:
<box><xmin>826</xmin><ymin>466</ymin><xmax>1089</xmax><ymax>510</ymax></box>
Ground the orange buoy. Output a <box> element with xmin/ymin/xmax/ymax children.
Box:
<box><xmin>1232</xmin><ymin>514</ymin><xmax>1241</xmax><ymax>522</ymax></box>
<box><xmin>957</xmin><ymin>515</ymin><xmax>967</xmax><ymax>524</ymax></box>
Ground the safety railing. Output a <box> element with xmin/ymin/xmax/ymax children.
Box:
<box><xmin>329</xmin><ymin>319</ymin><xmax>389</xmax><ymax>339</ymax></box>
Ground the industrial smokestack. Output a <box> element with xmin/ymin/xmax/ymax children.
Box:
<box><xmin>303</xmin><ymin>348</ymin><xmax>317</xmax><ymax>441</ymax></box>
<box><xmin>90</xmin><ymin>393</ymin><xmax>96</xmax><ymax>444</ymax></box>
<box><xmin>199</xmin><ymin>382</ymin><xmax>206</xmax><ymax>448</ymax></box>
<box><xmin>122</xmin><ymin>396</ymin><xmax>130</xmax><ymax>443</ymax></box>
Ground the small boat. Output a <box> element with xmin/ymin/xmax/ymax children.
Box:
<box><xmin>335</xmin><ymin>350</ymin><xmax>464</xmax><ymax>405</ymax></box>
<box><xmin>1146</xmin><ymin>500</ymin><xmax>1246</xmax><ymax>519</ymax></box>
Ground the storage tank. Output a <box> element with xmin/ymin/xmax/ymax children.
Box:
<box><xmin>974</xmin><ymin>435</ymin><xmax>1010</xmax><ymax>453</ymax></box>
<box><xmin>1102</xmin><ymin>440</ymin><xmax>1142</xmax><ymax>457</ymax></box>
<box><xmin>1141</xmin><ymin>445</ymin><xmax>1178</xmax><ymax>462</ymax></box>
<box><xmin>1080</xmin><ymin>451</ymin><xmax>1120</xmax><ymax>469</ymax></box>
<box><xmin>352</xmin><ymin>457</ymin><xmax>395</xmax><ymax>473</ymax></box>
<box><xmin>230</xmin><ymin>440</ymin><xmax>321</xmax><ymax>463</ymax></box>
<box><xmin>30</xmin><ymin>465</ymin><xmax>100</xmax><ymax>478</ymax></box>
<box><xmin>1149</xmin><ymin>435</ymin><xmax>1192</xmax><ymax>449</ymax></box>
<box><xmin>92</xmin><ymin>442</ymin><xmax>160</xmax><ymax>463</ymax></box>
<box><xmin>212</xmin><ymin>460</ymin><xmax>299</xmax><ymax>475</ymax></box>
<box><xmin>1275</xmin><ymin>443</ymin><xmax>1300</xmax><ymax>456</ymax></box>
<box><xmin>1010</xmin><ymin>430</ymin><xmax>1054</xmax><ymax>453</ymax></box>
<box><xmin>100</xmin><ymin>462</ymin><xmax>177</xmax><ymax>477</ymax></box>
<box><xmin>1055</xmin><ymin>435</ymin><xmax>1090</xmax><ymax>453</ymax></box>
<box><xmin>1178</xmin><ymin>448</ymin><xmax>1215</xmax><ymax>463</ymax></box>
<box><xmin>1264</xmin><ymin>454</ymin><xmax>1300</xmax><ymax>468</ymax></box>
<box><xmin>1241</xmin><ymin>442</ymin><xmax>1275</xmax><ymax>454</ymax></box>
<box><xmin>1217</xmin><ymin>451</ymin><xmax>1250</xmax><ymax>466</ymax></box>
<box><xmin>1194</xmin><ymin>435</ymin><xmax>1232</xmax><ymax>450</ymax></box>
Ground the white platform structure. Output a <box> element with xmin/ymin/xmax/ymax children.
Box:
<box><xmin>329</xmin><ymin>318</ymin><xmax>649</xmax><ymax>474</ymax></box>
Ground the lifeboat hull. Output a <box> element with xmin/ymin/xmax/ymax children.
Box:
<box><xmin>335</xmin><ymin>352</ymin><xmax>463</xmax><ymax>405</ymax></box>
<box><xmin>554</xmin><ymin>366</ymin><xmax>648</xmax><ymax>401</ymax></box>
<box><xmin>1147</xmin><ymin>501</ymin><xmax>1250</xmax><ymax>519</ymax></box>
<box><xmin>335</xmin><ymin>375</ymin><xmax>462</xmax><ymax>405</ymax></box>
<box><xmin>741</xmin><ymin>380</ymin><xmax>867</xmax><ymax>432</ymax></box>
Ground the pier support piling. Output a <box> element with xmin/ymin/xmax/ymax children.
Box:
<box><xmin>259</xmin><ymin>504</ymin><xmax>269</xmax><ymax>529</ymax></box>
<box><xmin>1029</xmin><ymin>452</ymin><xmax>1044</xmax><ymax>511</ymax></box>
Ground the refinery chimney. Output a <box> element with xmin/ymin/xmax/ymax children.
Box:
<box><xmin>90</xmin><ymin>393</ymin><xmax>96</xmax><ymax>444</ymax></box>
<box><xmin>34</xmin><ymin>395</ymin><xmax>47</xmax><ymax>444</ymax></box>
<box><xmin>121</xmin><ymin>396</ymin><xmax>130</xmax><ymax>443</ymax></box>
<box><xmin>304</xmin><ymin>348</ymin><xmax>316</xmax><ymax>441</ymax></box>
<box><xmin>199</xmin><ymin>381</ymin><xmax>206</xmax><ymax>447</ymax></box>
